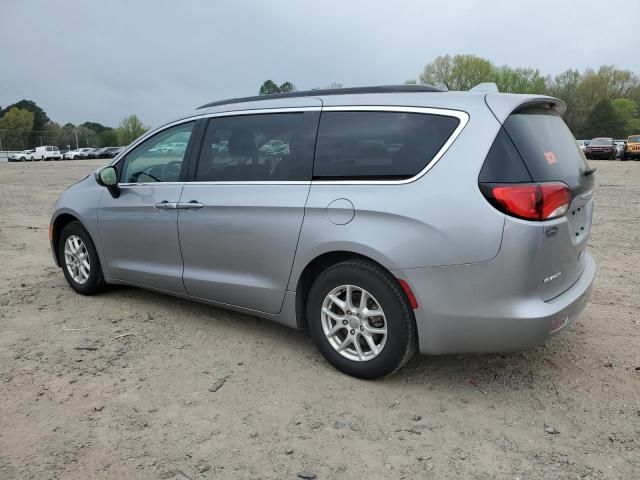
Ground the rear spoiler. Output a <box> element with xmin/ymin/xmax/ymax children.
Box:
<box><xmin>484</xmin><ymin>92</ymin><xmax>567</xmax><ymax>123</ymax></box>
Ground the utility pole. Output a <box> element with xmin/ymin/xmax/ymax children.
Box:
<box><xmin>74</xmin><ymin>129</ymin><xmax>79</xmax><ymax>150</ymax></box>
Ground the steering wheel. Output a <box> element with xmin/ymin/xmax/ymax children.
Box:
<box><xmin>163</xmin><ymin>161</ymin><xmax>182</xmax><ymax>181</ymax></box>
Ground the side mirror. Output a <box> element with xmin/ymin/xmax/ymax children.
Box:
<box><xmin>95</xmin><ymin>166</ymin><xmax>120</xmax><ymax>198</ymax></box>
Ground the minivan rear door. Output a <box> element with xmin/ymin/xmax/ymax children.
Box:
<box><xmin>488</xmin><ymin>104</ymin><xmax>595</xmax><ymax>300</ymax></box>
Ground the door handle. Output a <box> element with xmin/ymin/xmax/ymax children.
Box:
<box><xmin>176</xmin><ymin>201</ymin><xmax>204</xmax><ymax>209</ymax></box>
<box><xmin>154</xmin><ymin>201</ymin><xmax>178</xmax><ymax>209</ymax></box>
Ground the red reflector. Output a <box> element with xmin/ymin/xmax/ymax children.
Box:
<box><xmin>49</xmin><ymin>224</ymin><xmax>54</xmax><ymax>241</ymax></box>
<box><xmin>482</xmin><ymin>182</ymin><xmax>571</xmax><ymax>221</ymax></box>
<box><xmin>397</xmin><ymin>278</ymin><xmax>418</xmax><ymax>310</ymax></box>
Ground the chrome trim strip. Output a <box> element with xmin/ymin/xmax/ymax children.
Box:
<box><xmin>119</xmin><ymin>181</ymin><xmax>311</xmax><ymax>186</ymax></box>
<box><xmin>312</xmin><ymin>105</ymin><xmax>469</xmax><ymax>185</ymax></box>
<box><xmin>110</xmin><ymin>105</ymin><xmax>469</xmax><ymax>187</ymax></box>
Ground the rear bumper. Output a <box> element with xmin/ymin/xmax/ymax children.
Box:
<box><xmin>395</xmin><ymin>252</ymin><xmax>596</xmax><ymax>355</ymax></box>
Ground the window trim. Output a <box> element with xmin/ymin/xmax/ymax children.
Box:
<box><xmin>108</xmin><ymin>105</ymin><xmax>468</xmax><ymax>186</ymax></box>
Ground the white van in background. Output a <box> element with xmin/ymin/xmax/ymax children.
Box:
<box><xmin>32</xmin><ymin>146</ymin><xmax>62</xmax><ymax>161</ymax></box>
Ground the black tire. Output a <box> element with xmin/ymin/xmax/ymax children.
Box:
<box><xmin>58</xmin><ymin>221</ymin><xmax>106</xmax><ymax>295</ymax></box>
<box><xmin>307</xmin><ymin>260</ymin><xmax>418</xmax><ymax>379</ymax></box>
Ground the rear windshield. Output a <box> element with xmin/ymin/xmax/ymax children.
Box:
<box><xmin>502</xmin><ymin>108</ymin><xmax>590</xmax><ymax>189</ymax></box>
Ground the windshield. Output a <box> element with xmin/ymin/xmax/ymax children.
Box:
<box><xmin>629</xmin><ymin>136</ymin><xmax>640</xmax><ymax>143</ymax></box>
<box><xmin>590</xmin><ymin>138</ymin><xmax>613</xmax><ymax>145</ymax></box>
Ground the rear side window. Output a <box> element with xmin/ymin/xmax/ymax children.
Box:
<box><xmin>195</xmin><ymin>112</ymin><xmax>319</xmax><ymax>182</ymax></box>
<box><xmin>501</xmin><ymin>108</ymin><xmax>589</xmax><ymax>189</ymax></box>
<box><xmin>313</xmin><ymin>111</ymin><xmax>460</xmax><ymax>180</ymax></box>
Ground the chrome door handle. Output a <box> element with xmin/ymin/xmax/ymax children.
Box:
<box><xmin>176</xmin><ymin>201</ymin><xmax>204</xmax><ymax>209</ymax></box>
<box><xmin>154</xmin><ymin>201</ymin><xmax>178</xmax><ymax>209</ymax></box>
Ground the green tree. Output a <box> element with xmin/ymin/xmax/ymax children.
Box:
<box><xmin>495</xmin><ymin>66</ymin><xmax>547</xmax><ymax>94</ymax></box>
<box><xmin>583</xmin><ymin>99</ymin><xmax>625</xmax><ymax>138</ymax></box>
<box><xmin>117</xmin><ymin>115</ymin><xmax>147</xmax><ymax>145</ymax></box>
<box><xmin>259</xmin><ymin>80</ymin><xmax>280</xmax><ymax>95</ymax></box>
<box><xmin>258</xmin><ymin>80</ymin><xmax>296</xmax><ymax>95</ymax></box>
<box><xmin>419</xmin><ymin>54</ymin><xmax>496</xmax><ymax>90</ymax></box>
<box><xmin>80</xmin><ymin>122</ymin><xmax>109</xmax><ymax>134</ymax></box>
<box><xmin>611</xmin><ymin>98</ymin><xmax>639</xmax><ymax>137</ymax></box>
<box><xmin>98</xmin><ymin>128</ymin><xmax>119</xmax><ymax>147</ymax></box>
<box><xmin>0</xmin><ymin>99</ymin><xmax>49</xmax><ymax>147</ymax></box>
<box><xmin>76</xmin><ymin>126</ymin><xmax>99</xmax><ymax>147</ymax></box>
<box><xmin>0</xmin><ymin>107</ymin><xmax>35</xmax><ymax>150</ymax></box>
<box><xmin>279</xmin><ymin>81</ymin><xmax>295</xmax><ymax>93</ymax></box>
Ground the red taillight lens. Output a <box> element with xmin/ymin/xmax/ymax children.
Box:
<box><xmin>481</xmin><ymin>182</ymin><xmax>571</xmax><ymax>221</ymax></box>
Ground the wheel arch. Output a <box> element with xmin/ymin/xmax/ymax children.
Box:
<box><xmin>293</xmin><ymin>250</ymin><xmax>411</xmax><ymax>330</ymax></box>
<box><xmin>51</xmin><ymin>211</ymin><xmax>92</xmax><ymax>267</ymax></box>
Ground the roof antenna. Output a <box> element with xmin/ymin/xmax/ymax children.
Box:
<box><xmin>469</xmin><ymin>82</ymin><xmax>499</xmax><ymax>93</ymax></box>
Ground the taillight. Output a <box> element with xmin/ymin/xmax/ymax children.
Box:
<box><xmin>480</xmin><ymin>182</ymin><xmax>572</xmax><ymax>221</ymax></box>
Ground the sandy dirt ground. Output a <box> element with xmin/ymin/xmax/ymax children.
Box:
<box><xmin>0</xmin><ymin>159</ymin><xmax>638</xmax><ymax>480</ymax></box>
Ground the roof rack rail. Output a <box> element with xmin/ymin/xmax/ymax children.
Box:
<box><xmin>196</xmin><ymin>84</ymin><xmax>444</xmax><ymax>109</ymax></box>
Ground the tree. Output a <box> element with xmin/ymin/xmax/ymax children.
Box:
<box><xmin>419</xmin><ymin>54</ymin><xmax>496</xmax><ymax>91</ymax></box>
<box><xmin>494</xmin><ymin>66</ymin><xmax>547</xmax><ymax>94</ymax></box>
<box><xmin>279</xmin><ymin>81</ymin><xmax>295</xmax><ymax>93</ymax></box>
<box><xmin>258</xmin><ymin>80</ymin><xmax>297</xmax><ymax>95</ymax></box>
<box><xmin>259</xmin><ymin>80</ymin><xmax>280</xmax><ymax>95</ymax></box>
<box><xmin>76</xmin><ymin>125</ymin><xmax>99</xmax><ymax>147</ymax></box>
<box><xmin>0</xmin><ymin>99</ymin><xmax>49</xmax><ymax>147</ymax></box>
<box><xmin>80</xmin><ymin>122</ymin><xmax>109</xmax><ymax>134</ymax></box>
<box><xmin>117</xmin><ymin>115</ymin><xmax>147</xmax><ymax>145</ymax></box>
<box><xmin>583</xmin><ymin>99</ymin><xmax>625</xmax><ymax>139</ymax></box>
<box><xmin>0</xmin><ymin>107</ymin><xmax>35</xmax><ymax>150</ymax></box>
<box><xmin>611</xmin><ymin>98</ymin><xmax>640</xmax><ymax>137</ymax></box>
<box><xmin>98</xmin><ymin>128</ymin><xmax>119</xmax><ymax>147</ymax></box>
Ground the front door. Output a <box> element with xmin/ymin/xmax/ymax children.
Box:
<box><xmin>98</xmin><ymin>121</ymin><xmax>196</xmax><ymax>293</ymax></box>
<box><xmin>178</xmin><ymin>109</ymin><xmax>320</xmax><ymax>313</ymax></box>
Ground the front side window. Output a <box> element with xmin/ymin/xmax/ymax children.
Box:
<box><xmin>120</xmin><ymin>122</ymin><xmax>194</xmax><ymax>183</ymax></box>
<box><xmin>195</xmin><ymin>112</ymin><xmax>319</xmax><ymax>182</ymax></box>
<box><xmin>313</xmin><ymin>111</ymin><xmax>460</xmax><ymax>180</ymax></box>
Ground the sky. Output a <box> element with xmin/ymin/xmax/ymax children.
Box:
<box><xmin>1</xmin><ymin>0</ymin><xmax>637</xmax><ymax>128</ymax></box>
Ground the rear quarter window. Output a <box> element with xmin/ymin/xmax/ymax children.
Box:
<box><xmin>313</xmin><ymin>111</ymin><xmax>460</xmax><ymax>180</ymax></box>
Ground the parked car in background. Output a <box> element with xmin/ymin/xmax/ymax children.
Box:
<box><xmin>103</xmin><ymin>146</ymin><xmax>124</xmax><ymax>158</ymax></box>
<box><xmin>614</xmin><ymin>140</ymin><xmax>626</xmax><ymax>159</ymax></box>
<box><xmin>8</xmin><ymin>149</ymin><xmax>35</xmax><ymax>162</ymax></box>
<box><xmin>576</xmin><ymin>139</ymin><xmax>589</xmax><ymax>152</ymax></box>
<box><xmin>76</xmin><ymin>148</ymin><xmax>97</xmax><ymax>159</ymax></box>
<box><xmin>259</xmin><ymin>139</ymin><xmax>289</xmax><ymax>156</ymax></box>
<box><xmin>32</xmin><ymin>145</ymin><xmax>62</xmax><ymax>161</ymax></box>
<box><xmin>623</xmin><ymin>135</ymin><xmax>640</xmax><ymax>160</ymax></box>
<box><xmin>49</xmin><ymin>84</ymin><xmax>596</xmax><ymax>379</ymax></box>
<box><xmin>64</xmin><ymin>149</ymin><xmax>83</xmax><ymax>160</ymax></box>
<box><xmin>584</xmin><ymin>137</ymin><xmax>616</xmax><ymax>160</ymax></box>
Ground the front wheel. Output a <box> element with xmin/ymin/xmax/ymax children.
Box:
<box><xmin>307</xmin><ymin>260</ymin><xmax>418</xmax><ymax>379</ymax></box>
<box><xmin>58</xmin><ymin>221</ymin><xmax>105</xmax><ymax>295</ymax></box>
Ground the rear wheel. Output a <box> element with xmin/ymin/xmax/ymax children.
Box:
<box><xmin>307</xmin><ymin>260</ymin><xmax>417</xmax><ymax>379</ymax></box>
<box><xmin>58</xmin><ymin>222</ymin><xmax>105</xmax><ymax>295</ymax></box>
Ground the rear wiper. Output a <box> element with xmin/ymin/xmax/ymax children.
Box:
<box><xmin>584</xmin><ymin>167</ymin><xmax>597</xmax><ymax>176</ymax></box>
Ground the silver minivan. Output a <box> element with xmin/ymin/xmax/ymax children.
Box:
<box><xmin>50</xmin><ymin>85</ymin><xmax>596</xmax><ymax>378</ymax></box>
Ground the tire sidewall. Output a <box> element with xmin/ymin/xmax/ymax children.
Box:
<box><xmin>307</xmin><ymin>262</ymin><xmax>414</xmax><ymax>379</ymax></box>
<box><xmin>58</xmin><ymin>222</ymin><xmax>104</xmax><ymax>295</ymax></box>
